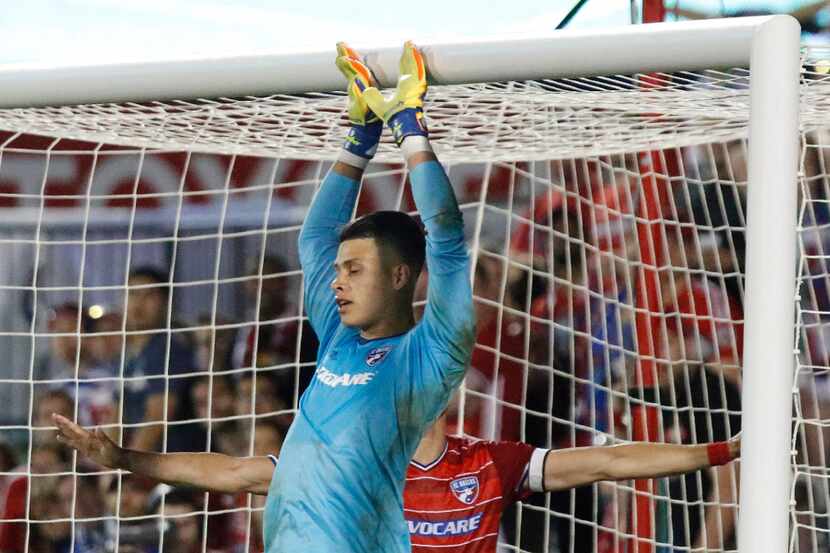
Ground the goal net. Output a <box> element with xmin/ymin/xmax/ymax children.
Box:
<box><xmin>0</xmin><ymin>25</ymin><xmax>816</xmax><ymax>553</ymax></box>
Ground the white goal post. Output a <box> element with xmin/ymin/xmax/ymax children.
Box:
<box><xmin>0</xmin><ymin>15</ymin><xmax>801</xmax><ymax>553</ymax></box>
<box><xmin>0</xmin><ymin>17</ymin><xmax>802</xmax><ymax>107</ymax></box>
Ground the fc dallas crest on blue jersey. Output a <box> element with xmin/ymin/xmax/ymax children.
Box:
<box><xmin>450</xmin><ymin>475</ymin><xmax>479</xmax><ymax>505</ymax></box>
<box><xmin>365</xmin><ymin>346</ymin><xmax>392</xmax><ymax>367</ymax></box>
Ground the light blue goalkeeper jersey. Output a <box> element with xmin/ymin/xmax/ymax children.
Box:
<box><xmin>263</xmin><ymin>161</ymin><xmax>475</xmax><ymax>553</ymax></box>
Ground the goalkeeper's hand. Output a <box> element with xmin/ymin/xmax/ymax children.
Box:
<box><xmin>335</xmin><ymin>42</ymin><xmax>383</xmax><ymax>159</ymax></box>
<box><xmin>363</xmin><ymin>41</ymin><xmax>428</xmax><ymax>146</ymax></box>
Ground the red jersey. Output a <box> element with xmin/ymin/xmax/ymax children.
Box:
<box><xmin>0</xmin><ymin>474</ymin><xmax>27</xmax><ymax>553</ymax></box>
<box><xmin>665</xmin><ymin>276</ymin><xmax>742</xmax><ymax>364</ymax></box>
<box><xmin>404</xmin><ymin>436</ymin><xmax>547</xmax><ymax>553</ymax></box>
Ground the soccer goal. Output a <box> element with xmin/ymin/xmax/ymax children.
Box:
<box><xmin>0</xmin><ymin>15</ymin><xmax>811</xmax><ymax>553</ymax></box>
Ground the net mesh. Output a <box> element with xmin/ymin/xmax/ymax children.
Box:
<box><xmin>3</xmin><ymin>66</ymin><xmax>815</xmax><ymax>163</ymax></box>
<box><xmin>0</xmin><ymin>46</ymin><xmax>826</xmax><ymax>553</ymax></box>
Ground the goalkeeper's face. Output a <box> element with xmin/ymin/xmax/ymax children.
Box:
<box><xmin>333</xmin><ymin>237</ymin><xmax>411</xmax><ymax>331</ymax></box>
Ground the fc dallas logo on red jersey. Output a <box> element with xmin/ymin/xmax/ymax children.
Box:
<box><xmin>450</xmin><ymin>475</ymin><xmax>479</xmax><ymax>505</ymax></box>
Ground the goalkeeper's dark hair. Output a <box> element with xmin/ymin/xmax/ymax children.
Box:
<box><xmin>340</xmin><ymin>211</ymin><xmax>426</xmax><ymax>278</ymax></box>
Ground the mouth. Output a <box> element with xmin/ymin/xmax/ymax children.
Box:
<box><xmin>336</xmin><ymin>299</ymin><xmax>352</xmax><ymax>310</ymax></box>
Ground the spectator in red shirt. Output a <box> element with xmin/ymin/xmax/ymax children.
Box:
<box><xmin>0</xmin><ymin>443</ymin><xmax>69</xmax><ymax>553</ymax></box>
<box><xmin>661</xmin><ymin>224</ymin><xmax>743</xmax><ymax>386</ymax></box>
<box><xmin>462</xmin><ymin>254</ymin><xmax>529</xmax><ymax>442</ymax></box>
<box><xmin>0</xmin><ymin>443</ymin><xmax>17</xmax><ymax>507</ymax></box>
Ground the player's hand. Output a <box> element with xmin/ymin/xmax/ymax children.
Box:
<box><xmin>362</xmin><ymin>41</ymin><xmax>428</xmax><ymax>145</ymax></box>
<box><xmin>53</xmin><ymin>413</ymin><xmax>122</xmax><ymax>469</ymax></box>
<box><xmin>727</xmin><ymin>433</ymin><xmax>741</xmax><ymax>460</ymax></box>
<box><xmin>335</xmin><ymin>42</ymin><xmax>383</xmax><ymax>159</ymax></box>
<box><xmin>335</xmin><ymin>42</ymin><xmax>380</xmax><ymax>127</ymax></box>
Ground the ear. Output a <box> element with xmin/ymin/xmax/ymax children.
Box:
<box><xmin>391</xmin><ymin>263</ymin><xmax>412</xmax><ymax>291</ymax></box>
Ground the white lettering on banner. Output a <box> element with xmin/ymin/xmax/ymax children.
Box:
<box><xmin>407</xmin><ymin>513</ymin><xmax>483</xmax><ymax>537</ymax></box>
<box><xmin>315</xmin><ymin>366</ymin><xmax>375</xmax><ymax>388</ymax></box>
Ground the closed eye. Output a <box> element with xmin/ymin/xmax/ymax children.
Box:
<box><xmin>334</xmin><ymin>258</ymin><xmax>363</xmax><ymax>275</ymax></box>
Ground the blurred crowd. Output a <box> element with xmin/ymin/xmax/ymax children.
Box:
<box><xmin>0</xmin><ymin>135</ymin><xmax>829</xmax><ymax>553</ymax></box>
<box><xmin>0</xmin><ymin>258</ymin><xmax>318</xmax><ymax>553</ymax></box>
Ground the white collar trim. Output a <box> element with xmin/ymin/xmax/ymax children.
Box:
<box><xmin>409</xmin><ymin>442</ymin><xmax>449</xmax><ymax>472</ymax></box>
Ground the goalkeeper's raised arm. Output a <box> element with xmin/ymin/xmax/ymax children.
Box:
<box><xmin>296</xmin><ymin>43</ymin><xmax>383</xmax><ymax>353</ymax></box>
<box><xmin>52</xmin><ymin>414</ymin><xmax>274</xmax><ymax>495</ymax></box>
<box><xmin>363</xmin><ymin>42</ymin><xmax>476</xmax><ymax>419</ymax></box>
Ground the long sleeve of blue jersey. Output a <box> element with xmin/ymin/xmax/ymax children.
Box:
<box><xmin>298</xmin><ymin>170</ymin><xmax>360</xmax><ymax>352</ymax></box>
<box><xmin>409</xmin><ymin>160</ymin><xmax>476</xmax><ymax>390</ymax></box>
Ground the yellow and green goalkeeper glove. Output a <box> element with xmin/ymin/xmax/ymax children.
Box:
<box><xmin>335</xmin><ymin>42</ymin><xmax>383</xmax><ymax>159</ymax></box>
<box><xmin>362</xmin><ymin>41</ymin><xmax>428</xmax><ymax>146</ymax></box>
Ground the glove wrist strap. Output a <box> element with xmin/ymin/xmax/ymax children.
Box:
<box><xmin>389</xmin><ymin>109</ymin><xmax>428</xmax><ymax>146</ymax></box>
<box><xmin>343</xmin><ymin>122</ymin><xmax>382</xmax><ymax>160</ymax></box>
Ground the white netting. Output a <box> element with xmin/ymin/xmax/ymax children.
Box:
<box><xmin>0</xmin><ymin>46</ymin><xmax>826</xmax><ymax>553</ymax></box>
<box><xmin>5</xmin><ymin>66</ymin><xmax>827</xmax><ymax>163</ymax></box>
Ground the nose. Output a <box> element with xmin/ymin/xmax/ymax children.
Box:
<box><xmin>331</xmin><ymin>274</ymin><xmax>344</xmax><ymax>292</ymax></box>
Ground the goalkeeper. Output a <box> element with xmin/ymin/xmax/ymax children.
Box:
<box><xmin>55</xmin><ymin>42</ymin><xmax>475</xmax><ymax>553</ymax></box>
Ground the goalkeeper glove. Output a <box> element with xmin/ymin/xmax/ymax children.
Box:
<box><xmin>335</xmin><ymin>42</ymin><xmax>383</xmax><ymax>160</ymax></box>
<box><xmin>362</xmin><ymin>41</ymin><xmax>428</xmax><ymax>146</ymax></box>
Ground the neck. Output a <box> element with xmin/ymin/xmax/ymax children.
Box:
<box><xmin>412</xmin><ymin>417</ymin><xmax>448</xmax><ymax>466</ymax></box>
<box><xmin>359</xmin><ymin>307</ymin><xmax>416</xmax><ymax>340</ymax></box>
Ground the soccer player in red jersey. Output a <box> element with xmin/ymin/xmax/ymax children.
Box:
<box><xmin>404</xmin><ymin>413</ymin><xmax>739</xmax><ymax>553</ymax></box>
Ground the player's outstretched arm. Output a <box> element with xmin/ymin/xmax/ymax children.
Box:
<box><xmin>53</xmin><ymin>414</ymin><xmax>274</xmax><ymax>495</ymax></box>
<box><xmin>298</xmin><ymin>43</ymin><xmax>383</xmax><ymax>345</ymax></box>
<box><xmin>363</xmin><ymin>42</ymin><xmax>475</xmax><ymax>367</ymax></box>
<box><xmin>542</xmin><ymin>435</ymin><xmax>740</xmax><ymax>492</ymax></box>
